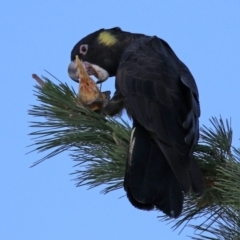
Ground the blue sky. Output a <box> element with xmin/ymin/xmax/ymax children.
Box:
<box><xmin>1</xmin><ymin>1</ymin><xmax>240</xmax><ymax>239</ymax></box>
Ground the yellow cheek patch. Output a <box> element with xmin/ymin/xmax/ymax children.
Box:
<box><xmin>98</xmin><ymin>31</ymin><xmax>117</xmax><ymax>46</ymax></box>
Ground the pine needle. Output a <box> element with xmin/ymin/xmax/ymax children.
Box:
<box><xmin>28</xmin><ymin>77</ymin><xmax>240</xmax><ymax>239</ymax></box>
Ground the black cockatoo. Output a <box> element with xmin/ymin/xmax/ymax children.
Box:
<box><xmin>68</xmin><ymin>27</ymin><xmax>204</xmax><ymax>218</ymax></box>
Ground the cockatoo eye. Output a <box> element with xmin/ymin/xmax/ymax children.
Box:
<box><xmin>79</xmin><ymin>44</ymin><xmax>88</xmax><ymax>55</ymax></box>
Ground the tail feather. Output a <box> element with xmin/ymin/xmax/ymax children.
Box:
<box><xmin>154</xmin><ymin>177</ymin><xmax>183</xmax><ymax>218</ymax></box>
<box><xmin>189</xmin><ymin>158</ymin><xmax>204</xmax><ymax>196</ymax></box>
<box><xmin>124</xmin><ymin>125</ymin><xmax>184</xmax><ymax>218</ymax></box>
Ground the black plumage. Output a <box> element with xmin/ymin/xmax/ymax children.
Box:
<box><xmin>68</xmin><ymin>27</ymin><xmax>204</xmax><ymax>218</ymax></box>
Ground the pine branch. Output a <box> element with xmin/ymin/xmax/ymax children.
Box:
<box><xmin>159</xmin><ymin>118</ymin><xmax>240</xmax><ymax>239</ymax></box>
<box><xmin>28</xmin><ymin>77</ymin><xmax>240</xmax><ymax>239</ymax></box>
<box><xmin>29</xmin><ymin>76</ymin><xmax>130</xmax><ymax>193</ymax></box>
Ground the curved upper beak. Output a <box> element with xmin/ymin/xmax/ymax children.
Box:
<box><xmin>68</xmin><ymin>61</ymin><xmax>109</xmax><ymax>84</ymax></box>
<box><xmin>68</xmin><ymin>61</ymin><xmax>79</xmax><ymax>82</ymax></box>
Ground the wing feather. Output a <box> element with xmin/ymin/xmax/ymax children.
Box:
<box><xmin>117</xmin><ymin>36</ymin><xmax>202</xmax><ymax>193</ymax></box>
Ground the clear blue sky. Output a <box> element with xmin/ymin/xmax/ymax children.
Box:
<box><xmin>1</xmin><ymin>1</ymin><xmax>240</xmax><ymax>239</ymax></box>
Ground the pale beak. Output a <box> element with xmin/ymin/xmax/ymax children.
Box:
<box><xmin>68</xmin><ymin>61</ymin><xmax>79</xmax><ymax>82</ymax></box>
<box><xmin>68</xmin><ymin>61</ymin><xmax>109</xmax><ymax>83</ymax></box>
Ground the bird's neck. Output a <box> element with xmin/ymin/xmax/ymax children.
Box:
<box><xmin>108</xmin><ymin>32</ymin><xmax>145</xmax><ymax>76</ymax></box>
<box><xmin>119</xmin><ymin>32</ymin><xmax>146</xmax><ymax>48</ymax></box>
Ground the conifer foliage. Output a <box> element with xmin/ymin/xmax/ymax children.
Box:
<box><xmin>29</xmin><ymin>76</ymin><xmax>240</xmax><ymax>239</ymax></box>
